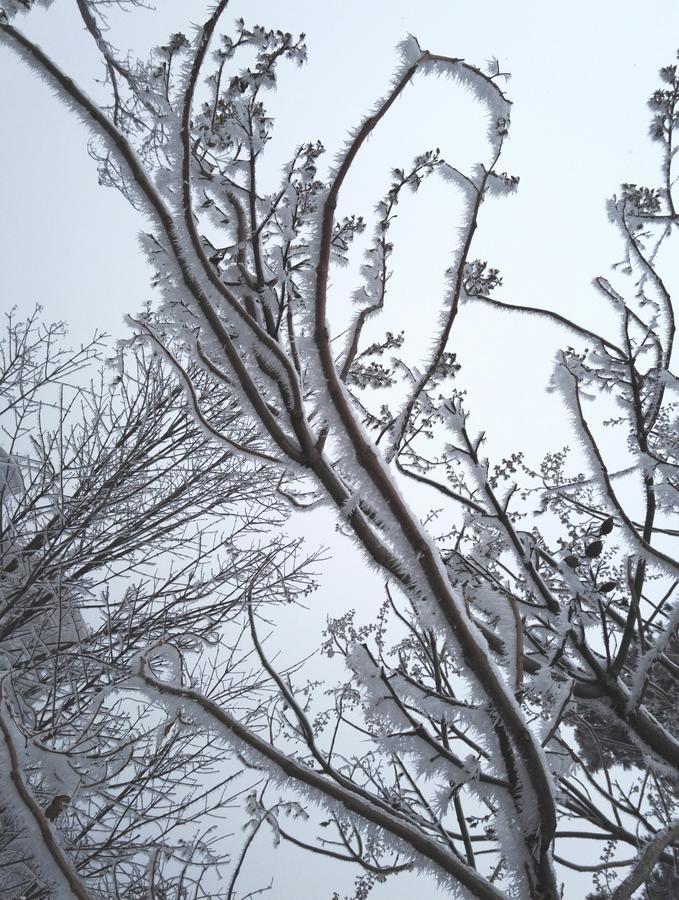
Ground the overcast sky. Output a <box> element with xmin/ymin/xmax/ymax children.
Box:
<box><xmin>3</xmin><ymin>1</ymin><xmax>679</xmax><ymax>456</ymax></box>
<box><xmin>2</xmin><ymin>2</ymin><xmax>679</xmax><ymax>897</ymax></box>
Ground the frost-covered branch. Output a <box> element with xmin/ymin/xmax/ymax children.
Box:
<box><xmin>3</xmin><ymin>4</ymin><xmax>679</xmax><ymax>895</ymax></box>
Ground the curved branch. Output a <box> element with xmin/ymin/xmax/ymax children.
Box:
<box><xmin>611</xmin><ymin>819</ymin><xmax>679</xmax><ymax>900</ymax></box>
<box><xmin>474</xmin><ymin>293</ymin><xmax>625</xmax><ymax>358</ymax></box>
<box><xmin>382</xmin><ymin>163</ymin><xmax>490</xmax><ymax>461</ymax></box>
<box><xmin>133</xmin><ymin>660</ymin><xmax>506</xmax><ymax>900</ymax></box>
<box><xmin>311</xmin><ymin>48</ymin><xmax>559</xmax><ymax>892</ymax></box>
<box><xmin>0</xmin><ymin>697</ymin><xmax>91</xmax><ymax>900</ymax></box>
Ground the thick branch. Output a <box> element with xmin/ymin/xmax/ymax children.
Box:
<box><xmin>134</xmin><ymin>661</ymin><xmax>505</xmax><ymax>900</ymax></box>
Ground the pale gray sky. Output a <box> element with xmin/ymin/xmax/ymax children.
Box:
<box><xmin>2</xmin><ymin>2</ymin><xmax>679</xmax><ymax>897</ymax></box>
<box><xmin>3</xmin><ymin>0</ymin><xmax>678</xmax><ymax>458</ymax></box>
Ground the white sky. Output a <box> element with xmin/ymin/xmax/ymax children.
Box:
<box><xmin>2</xmin><ymin>1</ymin><xmax>679</xmax><ymax>897</ymax></box>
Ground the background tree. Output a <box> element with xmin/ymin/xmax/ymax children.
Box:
<box><xmin>1</xmin><ymin>2</ymin><xmax>678</xmax><ymax>898</ymax></box>
<box><xmin>0</xmin><ymin>308</ymin><xmax>318</xmax><ymax>898</ymax></box>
